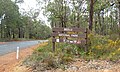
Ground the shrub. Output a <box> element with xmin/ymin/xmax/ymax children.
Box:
<box><xmin>87</xmin><ymin>32</ymin><xmax>120</xmax><ymax>61</ymax></box>
<box><xmin>23</xmin><ymin>33</ymin><xmax>120</xmax><ymax>71</ymax></box>
<box><xmin>23</xmin><ymin>41</ymin><xmax>78</xmax><ymax>71</ymax></box>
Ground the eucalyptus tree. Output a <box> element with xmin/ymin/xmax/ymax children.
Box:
<box><xmin>0</xmin><ymin>0</ymin><xmax>20</xmax><ymax>38</ymax></box>
<box><xmin>38</xmin><ymin>0</ymin><xmax>119</xmax><ymax>36</ymax></box>
<box><xmin>44</xmin><ymin>0</ymin><xmax>70</xmax><ymax>27</ymax></box>
<box><xmin>68</xmin><ymin>0</ymin><xmax>87</xmax><ymax>28</ymax></box>
<box><xmin>89</xmin><ymin>0</ymin><xmax>94</xmax><ymax>31</ymax></box>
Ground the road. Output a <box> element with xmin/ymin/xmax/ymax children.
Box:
<box><xmin>0</xmin><ymin>40</ymin><xmax>48</xmax><ymax>56</ymax></box>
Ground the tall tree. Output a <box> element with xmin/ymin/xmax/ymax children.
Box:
<box><xmin>89</xmin><ymin>0</ymin><xmax>94</xmax><ymax>31</ymax></box>
<box><xmin>118</xmin><ymin>1</ymin><xmax>120</xmax><ymax>37</ymax></box>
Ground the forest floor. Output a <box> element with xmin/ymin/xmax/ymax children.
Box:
<box><xmin>12</xmin><ymin>58</ymin><xmax>120</xmax><ymax>72</ymax></box>
<box><xmin>0</xmin><ymin>43</ymin><xmax>41</xmax><ymax>72</ymax></box>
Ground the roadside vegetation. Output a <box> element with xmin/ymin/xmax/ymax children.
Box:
<box><xmin>23</xmin><ymin>34</ymin><xmax>120</xmax><ymax>71</ymax></box>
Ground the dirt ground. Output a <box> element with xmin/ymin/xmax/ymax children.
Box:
<box><xmin>0</xmin><ymin>43</ymin><xmax>44</xmax><ymax>72</ymax></box>
<box><xmin>12</xmin><ymin>58</ymin><xmax>120</xmax><ymax>72</ymax></box>
<box><xmin>0</xmin><ymin>42</ymin><xmax>6</xmax><ymax>44</ymax></box>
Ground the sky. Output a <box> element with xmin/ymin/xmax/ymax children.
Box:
<box><xmin>13</xmin><ymin>0</ymin><xmax>49</xmax><ymax>26</ymax></box>
<box><xmin>17</xmin><ymin>0</ymin><xmax>38</xmax><ymax>12</ymax></box>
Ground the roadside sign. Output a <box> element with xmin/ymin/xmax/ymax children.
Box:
<box><xmin>52</xmin><ymin>27</ymin><xmax>89</xmax><ymax>52</ymax></box>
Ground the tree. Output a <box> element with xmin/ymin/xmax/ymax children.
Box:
<box><xmin>0</xmin><ymin>0</ymin><xmax>51</xmax><ymax>41</ymax></box>
<box><xmin>89</xmin><ymin>0</ymin><xmax>94</xmax><ymax>31</ymax></box>
<box><xmin>0</xmin><ymin>0</ymin><xmax>20</xmax><ymax>38</ymax></box>
<box><xmin>118</xmin><ymin>1</ymin><xmax>120</xmax><ymax>37</ymax></box>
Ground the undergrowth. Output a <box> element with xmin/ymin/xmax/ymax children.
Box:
<box><xmin>23</xmin><ymin>40</ymin><xmax>80</xmax><ymax>71</ymax></box>
<box><xmin>87</xmin><ymin>33</ymin><xmax>120</xmax><ymax>61</ymax></box>
<box><xmin>23</xmin><ymin>33</ymin><xmax>120</xmax><ymax>71</ymax></box>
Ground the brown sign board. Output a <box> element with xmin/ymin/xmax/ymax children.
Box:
<box><xmin>52</xmin><ymin>27</ymin><xmax>89</xmax><ymax>52</ymax></box>
<box><xmin>52</xmin><ymin>33</ymin><xmax>86</xmax><ymax>38</ymax></box>
<box><xmin>52</xmin><ymin>38</ymin><xmax>86</xmax><ymax>44</ymax></box>
<box><xmin>52</xmin><ymin>27</ymin><xmax>86</xmax><ymax>32</ymax></box>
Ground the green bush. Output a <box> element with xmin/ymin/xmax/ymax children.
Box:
<box><xmin>23</xmin><ymin>41</ymin><xmax>79</xmax><ymax>71</ymax></box>
<box><xmin>23</xmin><ymin>33</ymin><xmax>120</xmax><ymax>71</ymax></box>
<box><xmin>87</xmin><ymin>32</ymin><xmax>120</xmax><ymax>61</ymax></box>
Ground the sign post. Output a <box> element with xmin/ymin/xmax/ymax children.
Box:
<box><xmin>52</xmin><ymin>31</ymin><xmax>55</xmax><ymax>52</ymax></box>
<box><xmin>52</xmin><ymin>27</ymin><xmax>89</xmax><ymax>52</ymax></box>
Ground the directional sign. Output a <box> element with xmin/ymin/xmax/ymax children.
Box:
<box><xmin>52</xmin><ymin>27</ymin><xmax>89</xmax><ymax>52</ymax></box>
<box><xmin>52</xmin><ymin>38</ymin><xmax>86</xmax><ymax>44</ymax></box>
<box><xmin>52</xmin><ymin>33</ymin><xmax>86</xmax><ymax>38</ymax></box>
<box><xmin>52</xmin><ymin>27</ymin><xmax>86</xmax><ymax>32</ymax></box>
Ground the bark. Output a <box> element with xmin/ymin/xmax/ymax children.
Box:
<box><xmin>119</xmin><ymin>1</ymin><xmax>120</xmax><ymax>37</ymax></box>
<box><xmin>77</xmin><ymin>12</ymin><xmax>80</xmax><ymax>28</ymax></box>
<box><xmin>18</xmin><ymin>28</ymin><xmax>21</xmax><ymax>38</ymax></box>
<box><xmin>61</xmin><ymin>0</ymin><xmax>64</xmax><ymax>27</ymax></box>
<box><xmin>64</xmin><ymin>1</ymin><xmax>67</xmax><ymax>28</ymax></box>
<box><xmin>102</xmin><ymin>10</ymin><xmax>105</xmax><ymax>35</ymax></box>
<box><xmin>13</xmin><ymin>30</ymin><xmax>15</xmax><ymax>39</ymax></box>
<box><xmin>95</xmin><ymin>13</ymin><xmax>97</xmax><ymax>33</ymax></box>
<box><xmin>8</xmin><ymin>29</ymin><xmax>11</xmax><ymax>38</ymax></box>
<box><xmin>98</xmin><ymin>12</ymin><xmax>101</xmax><ymax>34</ymax></box>
<box><xmin>119</xmin><ymin>2</ymin><xmax>120</xmax><ymax>26</ymax></box>
<box><xmin>119</xmin><ymin>1</ymin><xmax>120</xmax><ymax>27</ymax></box>
<box><xmin>89</xmin><ymin>0</ymin><xmax>94</xmax><ymax>31</ymax></box>
<box><xmin>1</xmin><ymin>24</ymin><xmax>2</xmax><ymax>38</ymax></box>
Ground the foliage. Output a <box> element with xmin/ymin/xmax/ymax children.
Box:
<box><xmin>23</xmin><ymin>33</ymin><xmax>120</xmax><ymax>71</ymax></box>
<box><xmin>86</xmin><ymin>33</ymin><xmax>120</xmax><ymax>61</ymax></box>
<box><xmin>42</xmin><ymin>0</ymin><xmax>120</xmax><ymax>35</ymax></box>
<box><xmin>0</xmin><ymin>0</ymin><xmax>51</xmax><ymax>41</ymax></box>
<box><xmin>23</xmin><ymin>40</ymin><xmax>81</xmax><ymax>71</ymax></box>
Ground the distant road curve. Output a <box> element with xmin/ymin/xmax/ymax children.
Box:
<box><xmin>0</xmin><ymin>40</ymin><xmax>48</xmax><ymax>56</ymax></box>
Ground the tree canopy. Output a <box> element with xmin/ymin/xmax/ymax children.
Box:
<box><xmin>0</xmin><ymin>0</ymin><xmax>51</xmax><ymax>41</ymax></box>
<box><xmin>40</xmin><ymin>0</ymin><xmax>120</xmax><ymax>36</ymax></box>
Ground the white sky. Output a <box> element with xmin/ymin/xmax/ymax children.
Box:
<box><xmin>17</xmin><ymin>0</ymin><xmax>38</xmax><ymax>11</ymax></box>
<box><xmin>13</xmin><ymin>0</ymin><xmax>49</xmax><ymax>26</ymax></box>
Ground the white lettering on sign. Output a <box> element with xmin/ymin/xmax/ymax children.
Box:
<box><xmin>71</xmin><ymin>34</ymin><xmax>78</xmax><ymax>37</ymax></box>
<box><xmin>64</xmin><ymin>28</ymin><xmax>72</xmax><ymax>31</ymax></box>
<box><xmin>66</xmin><ymin>40</ymin><xmax>70</xmax><ymax>43</ymax></box>
<box><xmin>70</xmin><ymin>41</ymin><xmax>73</xmax><ymax>43</ymax></box>
<box><xmin>59</xmin><ymin>34</ymin><xmax>70</xmax><ymax>37</ymax></box>
<box><xmin>76</xmin><ymin>41</ymin><xmax>81</xmax><ymax>44</ymax></box>
<box><xmin>74</xmin><ymin>40</ymin><xmax>77</xmax><ymax>43</ymax></box>
<box><xmin>63</xmin><ymin>39</ymin><xmax>66</xmax><ymax>42</ymax></box>
<box><xmin>56</xmin><ymin>39</ymin><xmax>59</xmax><ymax>42</ymax></box>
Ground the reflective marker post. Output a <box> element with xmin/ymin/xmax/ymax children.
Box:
<box><xmin>16</xmin><ymin>47</ymin><xmax>19</xmax><ymax>59</ymax></box>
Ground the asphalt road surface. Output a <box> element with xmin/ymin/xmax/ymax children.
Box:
<box><xmin>0</xmin><ymin>40</ymin><xmax>48</xmax><ymax>56</ymax></box>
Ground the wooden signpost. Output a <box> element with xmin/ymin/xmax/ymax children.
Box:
<box><xmin>52</xmin><ymin>27</ymin><xmax>89</xmax><ymax>52</ymax></box>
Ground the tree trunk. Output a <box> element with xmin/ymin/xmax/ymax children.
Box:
<box><xmin>18</xmin><ymin>27</ymin><xmax>21</xmax><ymax>38</ymax></box>
<box><xmin>77</xmin><ymin>12</ymin><xmax>80</xmax><ymax>28</ymax></box>
<box><xmin>64</xmin><ymin>1</ymin><xmax>67</xmax><ymax>28</ymax></box>
<box><xmin>13</xmin><ymin>30</ymin><xmax>15</xmax><ymax>39</ymax></box>
<box><xmin>89</xmin><ymin>0</ymin><xmax>94</xmax><ymax>31</ymax></box>
<box><xmin>95</xmin><ymin>13</ymin><xmax>97</xmax><ymax>33</ymax></box>
<box><xmin>98</xmin><ymin>12</ymin><xmax>102</xmax><ymax>34</ymax></box>
<box><xmin>118</xmin><ymin>1</ymin><xmax>120</xmax><ymax>38</ymax></box>
<box><xmin>102</xmin><ymin>10</ymin><xmax>105</xmax><ymax>35</ymax></box>
<box><xmin>1</xmin><ymin>23</ymin><xmax>3</xmax><ymax>38</ymax></box>
<box><xmin>8</xmin><ymin>29</ymin><xmax>11</xmax><ymax>38</ymax></box>
<box><xmin>61</xmin><ymin>0</ymin><xmax>64</xmax><ymax>27</ymax></box>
